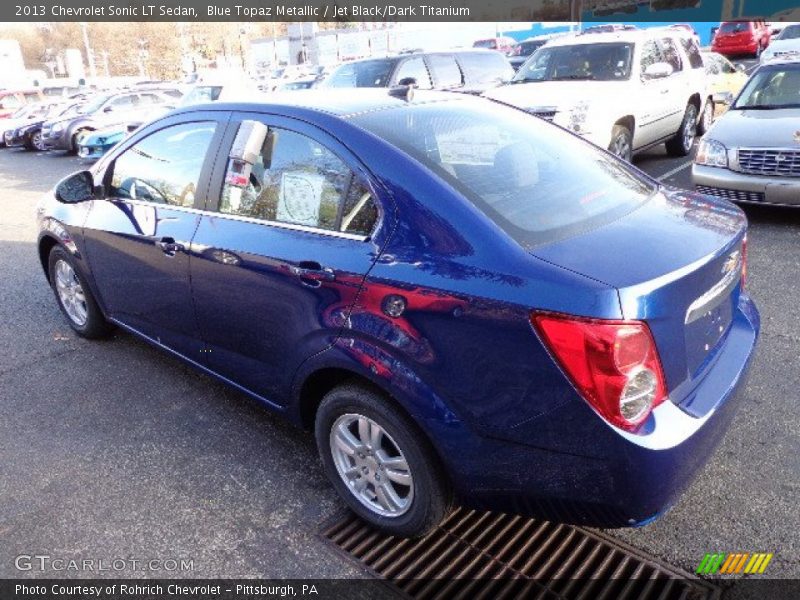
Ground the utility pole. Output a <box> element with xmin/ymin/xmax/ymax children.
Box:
<box><xmin>80</xmin><ymin>22</ymin><xmax>97</xmax><ymax>79</ymax></box>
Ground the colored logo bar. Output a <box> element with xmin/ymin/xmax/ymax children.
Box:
<box><xmin>696</xmin><ymin>553</ymin><xmax>773</xmax><ymax>575</ymax></box>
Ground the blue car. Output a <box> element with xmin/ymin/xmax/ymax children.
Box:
<box><xmin>36</xmin><ymin>90</ymin><xmax>759</xmax><ymax>537</ymax></box>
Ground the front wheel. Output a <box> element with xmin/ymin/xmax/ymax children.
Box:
<box><xmin>315</xmin><ymin>382</ymin><xmax>452</xmax><ymax>537</ymax></box>
<box><xmin>26</xmin><ymin>130</ymin><xmax>45</xmax><ymax>151</ymax></box>
<box><xmin>608</xmin><ymin>124</ymin><xmax>633</xmax><ymax>162</ymax></box>
<box><xmin>665</xmin><ymin>104</ymin><xmax>698</xmax><ymax>157</ymax></box>
<box><xmin>48</xmin><ymin>246</ymin><xmax>112</xmax><ymax>338</ymax></box>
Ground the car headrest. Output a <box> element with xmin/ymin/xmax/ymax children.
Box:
<box><xmin>493</xmin><ymin>142</ymin><xmax>539</xmax><ymax>189</ymax></box>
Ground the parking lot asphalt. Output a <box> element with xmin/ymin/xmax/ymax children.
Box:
<box><xmin>1</xmin><ymin>110</ymin><xmax>798</xmax><ymax>581</ymax></box>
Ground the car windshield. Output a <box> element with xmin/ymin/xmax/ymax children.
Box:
<box><xmin>733</xmin><ymin>64</ymin><xmax>800</xmax><ymax>109</ymax></box>
<box><xmin>719</xmin><ymin>22</ymin><xmax>751</xmax><ymax>34</ymax></box>
<box><xmin>512</xmin><ymin>42</ymin><xmax>633</xmax><ymax>82</ymax></box>
<box><xmin>516</xmin><ymin>41</ymin><xmax>545</xmax><ymax>56</ymax></box>
<box><xmin>777</xmin><ymin>25</ymin><xmax>800</xmax><ymax>40</ymax></box>
<box><xmin>322</xmin><ymin>59</ymin><xmax>397</xmax><ymax>88</ymax></box>
<box><xmin>78</xmin><ymin>95</ymin><xmax>110</xmax><ymax>114</ymax></box>
<box><xmin>180</xmin><ymin>86</ymin><xmax>223</xmax><ymax>105</ymax></box>
<box><xmin>353</xmin><ymin>99</ymin><xmax>656</xmax><ymax>248</ymax></box>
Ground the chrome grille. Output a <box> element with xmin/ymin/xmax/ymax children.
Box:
<box><xmin>738</xmin><ymin>148</ymin><xmax>800</xmax><ymax>177</ymax></box>
<box><xmin>696</xmin><ymin>185</ymin><xmax>765</xmax><ymax>203</ymax></box>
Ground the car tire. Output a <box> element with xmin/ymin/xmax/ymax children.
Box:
<box><xmin>70</xmin><ymin>130</ymin><xmax>87</xmax><ymax>154</ymax></box>
<box><xmin>315</xmin><ymin>381</ymin><xmax>452</xmax><ymax>538</ymax></box>
<box><xmin>25</xmin><ymin>130</ymin><xmax>44</xmax><ymax>151</ymax></box>
<box><xmin>697</xmin><ymin>99</ymin><xmax>714</xmax><ymax>136</ymax></box>
<box><xmin>48</xmin><ymin>246</ymin><xmax>112</xmax><ymax>339</ymax></box>
<box><xmin>665</xmin><ymin>103</ymin><xmax>698</xmax><ymax>157</ymax></box>
<box><xmin>608</xmin><ymin>124</ymin><xmax>633</xmax><ymax>162</ymax></box>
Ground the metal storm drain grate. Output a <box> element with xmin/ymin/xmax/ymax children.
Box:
<box><xmin>321</xmin><ymin>507</ymin><xmax>721</xmax><ymax>600</ymax></box>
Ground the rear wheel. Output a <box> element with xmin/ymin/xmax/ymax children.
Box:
<box><xmin>665</xmin><ymin>104</ymin><xmax>697</xmax><ymax>157</ymax></box>
<box><xmin>48</xmin><ymin>246</ymin><xmax>112</xmax><ymax>338</ymax></box>
<box><xmin>698</xmin><ymin>99</ymin><xmax>714</xmax><ymax>136</ymax></box>
<box><xmin>608</xmin><ymin>124</ymin><xmax>633</xmax><ymax>162</ymax></box>
<box><xmin>315</xmin><ymin>382</ymin><xmax>452</xmax><ymax>537</ymax></box>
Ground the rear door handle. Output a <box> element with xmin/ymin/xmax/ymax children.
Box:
<box><xmin>155</xmin><ymin>237</ymin><xmax>185</xmax><ymax>256</ymax></box>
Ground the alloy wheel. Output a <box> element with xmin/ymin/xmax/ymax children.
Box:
<box><xmin>701</xmin><ymin>102</ymin><xmax>713</xmax><ymax>135</ymax></box>
<box><xmin>54</xmin><ymin>259</ymin><xmax>88</xmax><ymax>327</ymax></box>
<box><xmin>611</xmin><ymin>133</ymin><xmax>632</xmax><ymax>162</ymax></box>
<box><xmin>330</xmin><ymin>413</ymin><xmax>414</xmax><ymax>518</ymax></box>
<box><xmin>33</xmin><ymin>131</ymin><xmax>45</xmax><ymax>151</ymax></box>
<box><xmin>683</xmin><ymin>106</ymin><xmax>697</xmax><ymax>152</ymax></box>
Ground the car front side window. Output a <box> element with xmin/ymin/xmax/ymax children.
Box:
<box><xmin>109</xmin><ymin>121</ymin><xmax>217</xmax><ymax>207</ymax></box>
<box><xmin>218</xmin><ymin>124</ymin><xmax>378</xmax><ymax>236</ymax></box>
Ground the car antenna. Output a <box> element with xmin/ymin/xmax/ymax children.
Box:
<box><xmin>389</xmin><ymin>78</ymin><xmax>418</xmax><ymax>101</ymax></box>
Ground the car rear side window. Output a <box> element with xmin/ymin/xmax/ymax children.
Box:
<box><xmin>354</xmin><ymin>100</ymin><xmax>656</xmax><ymax>248</ymax></box>
<box><xmin>428</xmin><ymin>54</ymin><xmax>463</xmax><ymax>89</ymax></box>
<box><xmin>659</xmin><ymin>38</ymin><xmax>683</xmax><ymax>72</ymax></box>
<box><xmin>458</xmin><ymin>52</ymin><xmax>513</xmax><ymax>84</ymax></box>
<box><xmin>109</xmin><ymin>121</ymin><xmax>217</xmax><ymax>207</ymax></box>
<box><xmin>680</xmin><ymin>38</ymin><xmax>704</xmax><ymax>69</ymax></box>
<box><xmin>218</xmin><ymin>125</ymin><xmax>378</xmax><ymax>236</ymax></box>
<box><xmin>640</xmin><ymin>40</ymin><xmax>666</xmax><ymax>73</ymax></box>
<box><xmin>395</xmin><ymin>57</ymin><xmax>432</xmax><ymax>89</ymax></box>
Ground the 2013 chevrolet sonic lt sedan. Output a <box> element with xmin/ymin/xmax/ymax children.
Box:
<box><xmin>37</xmin><ymin>90</ymin><xmax>759</xmax><ymax>537</ymax></box>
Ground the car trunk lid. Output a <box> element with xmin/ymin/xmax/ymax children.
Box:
<box><xmin>530</xmin><ymin>189</ymin><xmax>747</xmax><ymax>417</ymax></box>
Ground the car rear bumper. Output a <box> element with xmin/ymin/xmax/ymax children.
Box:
<box><xmin>448</xmin><ymin>294</ymin><xmax>759</xmax><ymax>526</ymax></box>
<box><xmin>692</xmin><ymin>164</ymin><xmax>800</xmax><ymax>206</ymax></box>
<box><xmin>712</xmin><ymin>41</ymin><xmax>759</xmax><ymax>55</ymax></box>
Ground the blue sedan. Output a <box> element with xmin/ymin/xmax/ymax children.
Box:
<box><xmin>36</xmin><ymin>90</ymin><xmax>759</xmax><ymax>537</ymax></box>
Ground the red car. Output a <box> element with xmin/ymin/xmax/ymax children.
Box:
<box><xmin>712</xmin><ymin>20</ymin><xmax>771</xmax><ymax>58</ymax></box>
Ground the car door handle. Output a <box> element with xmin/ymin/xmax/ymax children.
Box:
<box><xmin>290</xmin><ymin>262</ymin><xmax>335</xmax><ymax>286</ymax></box>
<box><xmin>155</xmin><ymin>237</ymin><xmax>185</xmax><ymax>256</ymax></box>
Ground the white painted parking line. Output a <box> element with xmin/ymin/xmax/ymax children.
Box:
<box><xmin>656</xmin><ymin>160</ymin><xmax>694</xmax><ymax>182</ymax></box>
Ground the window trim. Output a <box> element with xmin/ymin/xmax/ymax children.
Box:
<box><xmin>100</xmin><ymin>115</ymin><xmax>229</xmax><ymax>212</ymax></box>
<box><xmin>204</xmin><ymin>111</ymin><xmax>386</xmax><ymax>241</ymax></box>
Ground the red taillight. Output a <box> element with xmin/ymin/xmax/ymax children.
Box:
<box><xmin>741</xmin><ymin>234</ymin><xmax>748</xmax><ymax>290</ymax></box>
<box><xmin>531</xmin><ymin>313</ymin><xmax>667</xmax><ymax>432</ymax></box>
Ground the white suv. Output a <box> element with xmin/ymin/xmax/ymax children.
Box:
<box><xmin>483</xmin><ymin>28</ymin><xmax>712</xmax><ymax>161</ymax></box>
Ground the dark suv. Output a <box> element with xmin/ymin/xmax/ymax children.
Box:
<box><xmin>320</xmin><ymin>50</ymin><xmax>514</xmax><ymax>94</ymax></box>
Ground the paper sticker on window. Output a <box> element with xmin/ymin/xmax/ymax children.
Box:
<box><xmin>437</xmin><ymin>126</ymin><xmax>503</xmax><ymax>165</ymax></box>
<box><xmin>277</xmin><ymin>171</ymin><xmax>324</xmax><ymax>226</ymax></box>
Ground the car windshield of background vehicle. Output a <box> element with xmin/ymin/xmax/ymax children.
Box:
<box><xmin>77</xmin><ymin>95</ymin><xmax>109</xmax><ymax>114</ymax></box>
<box><xmin>734</xmin><ymin>65</ymin><xmax>800</xmax><ymax>109</ymax></box>
<box><xmin>323</xmin><ymin>59</ymin><xmax>396</xmax><ymax>88</ymax></box>
<box><xmin>181</xmin><ymin>86</ymin><xmax>223</xmax><ymax>105</ymax></box>
<box><xmin>354</xmin><ymin>99</ymin><xmax>656</xmax><ymax>248</ymax></box>
<box><xmin>719</xmin><ymin>22</ymin><xmax>750</xmax><ymax>34</ymax></box>
<box><xmin>777</xmin><ymin>25</ymin><xmax>800</xmax><ymax>40</ymax></box>
<box><xmin>512</xmin><ymin>42</ymin><xmax>633</xmax><ymax>82</ymax></box>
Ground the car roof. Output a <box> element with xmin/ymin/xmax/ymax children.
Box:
<box><xmin>547</xmin><ymin>27</ymin><xmax>682</xmax><ymax>47</ymax></box>
<box><xmin>170</xmin><ymin>89</ymin><xmax>469</xmax><ymax>120</ymax></box>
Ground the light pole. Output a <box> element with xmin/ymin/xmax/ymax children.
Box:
<box><xmin>79</xmin><ymin>22</ymin><xmax>97</xmax><ymax>79</ymax></box>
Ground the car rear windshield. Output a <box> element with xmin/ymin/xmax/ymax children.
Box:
<box><xmin>513</xmin><ymin>42</ymin><xmax>633</xmax><ymax>82</ymax></box>
<box><xmin>323</xmin><ymin>59</ymin><xmax>397</xmax><ymax>88</ymax></box>
<box><xmin>734</xmin><ymin>64</ymin><xmax>800</xmax><ymax>109</ymax></box>
<box><xmin>353</xmin><ymin>99</ymin><xmax>656</xmax><ymax>248</ymax></box>
<box><xmin>719</xmin><ymin>22</ymin><xmax>752</xmax><ymax>34</ymax></box>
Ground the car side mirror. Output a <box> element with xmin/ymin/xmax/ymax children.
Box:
<box><xmin>642</xmin><ymin>62</ymin><xmax>674</xmax><ymax>80</ymax></box>
<box><xmin>713</xmin><ymin>91</ymin><xmax>734</xmax><ymax>106</ymax></box>
<box><xmin>55</xmin><ymin>171</ymin><xmax>97</xmax><ymax>203</ymax></box>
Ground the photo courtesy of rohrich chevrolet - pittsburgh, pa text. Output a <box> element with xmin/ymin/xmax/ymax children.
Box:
<box><xmin>0</xmin><ymin>0</ymin><xmax>798</xmax><ymax>599</ymax></box>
